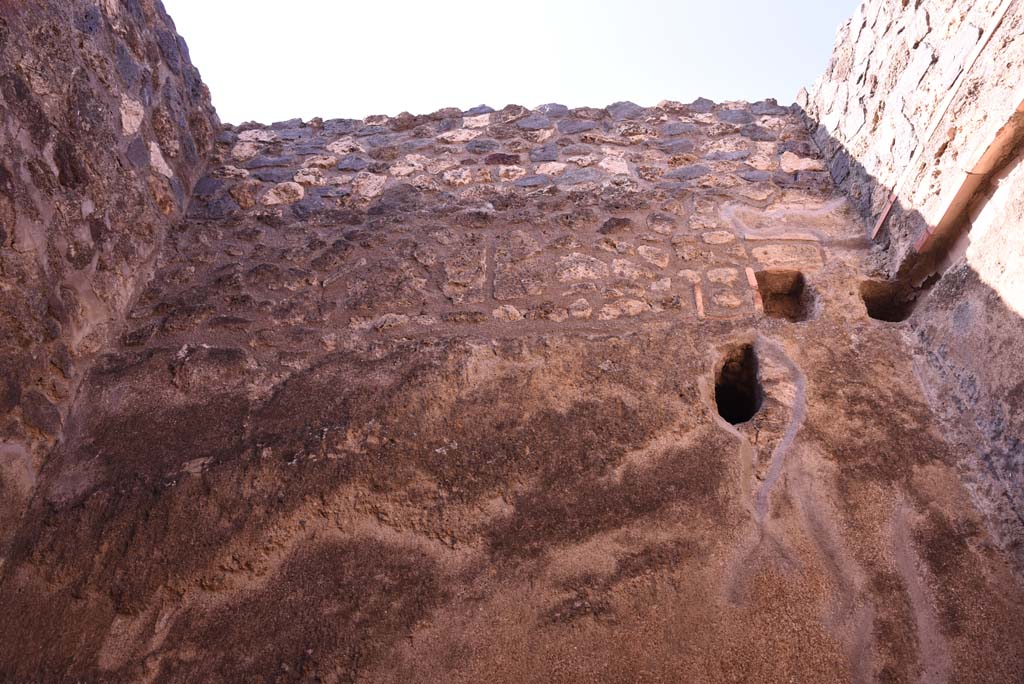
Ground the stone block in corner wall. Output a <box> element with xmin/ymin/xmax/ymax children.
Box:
<box><xmin>0</xmin><ymin>0</ymin><xmax>219</xmax><ymax>552</ymax></box>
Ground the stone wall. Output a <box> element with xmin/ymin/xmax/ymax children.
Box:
<box><xmin>911</xmin><ymin>147</ymin><xmax>1024</xmax><ymax>557</ymax></box>
<box><xmin>0</xmin><ymin>0</ymin><xmax>218</xmax><ymax>557</ymax></box>
<box><xmin>802</xmin><ymin>0</ymin><xmax>1024</xmax><ymax>556</ymax></box>
<box><xmin>800</xmin><ymin>0</ymin><xmax>1024</xmax><ymax>275</ymax></box>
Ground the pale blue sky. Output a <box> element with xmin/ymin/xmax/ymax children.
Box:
<box><xmin>164</xmin><ymin>0</ymin><xmax>856</xmax><ymax>124</ymax></box>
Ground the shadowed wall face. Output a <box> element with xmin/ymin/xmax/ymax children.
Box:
<box><xmin>802</xmin><ymin>0</ymin><xmax>1024</xmax><ymax>557</ymax></box>
<box><xmin>0</xmin><ymin>0</ymin><xmax>218</xmax><ymax>556</ymax></box>
<box><xmin>912</xmin><ymin>151</ymin><xmax>1024</xmax><ymax>553</ymax></box>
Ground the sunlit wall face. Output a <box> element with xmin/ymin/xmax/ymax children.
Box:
<box><xmin>966</xmin><ymin>155</ymin><xmax>1024</xmax><ymax>318</ymax></box>
<box><xmin>163</xmin><ymin>0</ymin><xmax>856</xmax><ymax>123</ymax></box>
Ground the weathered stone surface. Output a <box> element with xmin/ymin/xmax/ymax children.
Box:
<box><xmin>558</xmin><ymin>118</ymin><xmax>599</xmax><ymax>134</ymax></box>
<box><xmin>260</xmin><ymin>181</ymin><xmax>305</xmax><ymax>205</ymax></box>
<box><xmin>803</xmin><ymin>0</ymin><xmax>1024</xmax><ymax>577</ymax></box>
<box><xmin>2</xmin><ymin>6</ymin><xmax>1024</xmax><ymax>683</ymax></box>
<box><xmin>0</xmin><ymin>0</ymin><xmax>218</xmax><ymax>562</ymax></box>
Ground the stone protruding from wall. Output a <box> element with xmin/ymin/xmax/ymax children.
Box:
<box><xmin>0</xmin><ymin>1</ymin><xmax>218</xmax><ymax>556</ymax></box>
<box><xmin>800</xmin><ymin>0</ymin><xmax>1024</xmax><ymax>276</ymax></box>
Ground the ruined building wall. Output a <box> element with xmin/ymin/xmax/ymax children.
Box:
<box><xmin>802</xmin><ymin>0</ymin><xmax>1024</xmax><ymax>552</ymax></box>
<box><xmin>0</xmin><ymin>1</ymin><xmax>218</xmax><ymax>555</ymax></box>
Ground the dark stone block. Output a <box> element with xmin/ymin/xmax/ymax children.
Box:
<box><xmin>655</xmin><ymin>181</ymin><xmax>692</xmax><ymax>195</ymax></box>
<box><xmin>740</xmin><ymin>124</ymin><xmax>777</xmax><ymax>141</ymax></box>
<box><xmin>517</xmin><ymin>114</ymin><xmax>552</xmax><ymax>130</ymax></box>
<box><xmin>194</xmin><ymin>195</ymin><xmax>240</xmax><ymax>220</ymax></box>
<box><xmin>716</xmin><ymin>109</ymin><xmax>754</xmax><ymax>125</ymax></box>
<box><xmin>336</xmin><ymin>154</ymin><xmax>370</xmax><ymax>171</ymax></box>
<box><xmin>529</xmin><ymin>142</ymin><xmax>559</xmax><ymax>162</ymax></box>
<box><xmin>736</xmin><ymin>167</ymin><xmax>772</xmax><ymax>182</ymax></box>
<box><xmin>193</xmin><ymin>176</ymin><xmax>226</xmax><ymax>198</ymax></box>
<box><xmin>751</xmin><ymin>99</ymin><xmax>789</xmax><ymax>116</ymax></box>
<box><xmin>436</xmin><ymin>118</ymin><xmax>459</xmax><ymax>133</ymax></box>
<box><xmin>464</xmin><ymin>105</ymin><xmax>495</xmax><ymax>116</ymax></box>
<box><xmin>180</xmin><ymin>134</ymin><xmax>199</xmax><ymax>168</ymax></box>
<box><xmin>537</xmin><ymin>103</ymin><xmax>570</xmax><ymax>117</ymax></box>
<box><xmin>466</xmin><ymin>138</ymin><xmax>500</xmax><ymax>154</ymax></box>
<box><xmin>355</xmin><ymin>125</ymin><xmax>388</xmax><ymax>137</ymax></box>
<box><xmin>291</xmin><ymin>196</ymin><xmax>326</xmax><ymax>220</ymax></box>
<box><xmin>0</xmin><ymin>72</ymin><xmax>50</xmax><ymax>145</ymax></box>
<box><xmin>401</xmin><ymin>139</ymin><xmax>433</xmax><ymax>152</ymax></box>
<box><xmin>779</xmin><ymin>140</ymin><xmax>816</xmax><ymax>157</ymax></box>
<box><xmin>291</xmin><ymin>142</ymin><xmax>327</xmax><ymax>156</ymax></box>
<box><xmin>600</xmin><ymin>217</ymin><xmax>633</xmax><ymax>234</ymax></box>
<box><xmin>829</xmin><ymin>149</ymin><xmax>851</xmax><ymax>184</ymax></box>
<box><xmin>687</xmin><ymin>97</ymin><xmax>716</xmax><ymax>113</ymax></box>
<box><xmin>323</xmin><ymin>119</ymin><xmax>360</xmax><ymax>135</ymax></box>
<box><xmin>514</xmin><ymin>175</ymin><xmax>551</xmax><ymax>187</ymax></box>
<box><xmin>248</xmin><ymin>155</ymin><xmax>294</xmax><ymax>169</ymax></box>
<box><xmin>368</xmin><ymin>183</ymin><xmax>424</xmax><ymax>215</ymax></box>
<box><xmin>250</xmin><ymin>168</ymin><xmax>294</xmax><ymax>183</ymax></box>
<box><xmin>115</xmin><ymin>41</ymin><xmax>142</xmax><ymax>87</ymax></box>
<box><xmin>664</xmin><ymin>164</ymin><xmax>710</xmax><ymax>181</ymax></box>
<box><xmin>705</xmin><ymin>149</ymin><xmax>751</xmax><ymax>161</ymax></box>
<box><xmin>558</xmin><ymin>119</ymin><xmax>598</xmax><ymax>134</ymax></box>
<box><xmin>0</xmin><ymin>161</ymin><xmax>13</xmax><ymax>193</ymax></box>
<box><xmin>561</xmin><ymin>143</ymin><xmax>593</xmax><ymax>156</ymax></box>
<box><xmin>313</xmin><ymin>185</ymin><xmax>351</xmax><ymax>199</ymax></box>
<box><xmin>156</xmin><ymin>29</ymin><xmax>182</xmax><ymax>74</ymax></box>
<box><xmin>123</xmin><ymin>0</ymin><xmax>145</xmax><ymax>21</ymax></box>
<box><xmin>607</xmin><ymin>101</ymin><xmax>645</xmax><ymax>120</ymax></box>
<box><xmin>556</xmin><ymin>167</ymin><xmax>603</xmax><ymax>185</ymax></box>
<box><xmin>55</xmin><ymin>138</ymin><xmax>87</xmax><ymax>188</ymax></box>
<box><xmin>484</xmin><ymin>153</ymin><xmax>520</xmax><ymax>165</ymax></box>
<box><xmin>660</xmin><ymin>139</ymin><xmax>696</xmax><ymax>155</ymax></box>
<box><xmin>74</xmin><ymin>6</ymin><xmax>102</xmax><ymax>35</ymax></box>
<box><xmin>360</xmin><ymin>133</ymin><xmax>394</xmax><ymax>149</ymax></box>
<box><xmin>66</xmin><ymin>71</ymin><xmax>110</xmax><ymax>137</ymax></box>
<box><xmin>276</xmin><ymin>128</ymin><xmax>312</xmax><ymax>142</ymax></box>
<box><xmin>126</xmin><ymin>136</ymin><xmax>149</xmax><ymax>168</ymax></box>
<box><xmin>661</xmin><ymin>121</ymin><xmax>701</xmax><ymax>137</ymax></box>
<box><xmin>271</xmin><ymin>118</ymin><xmax>304</xmax><ymax>129</ymax></box>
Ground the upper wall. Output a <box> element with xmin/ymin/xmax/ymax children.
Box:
<box><xmin>800</xmin><ymin>0</ymin><xmax>1024</xmax><ymax>276</ymax></box>
<box><xmin>0</xmin><ymin>1</ymin><xmax>218</xmax><ymax>551</ymax></box>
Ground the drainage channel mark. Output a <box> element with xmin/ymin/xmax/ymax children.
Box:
<box><xmin>712</xmin><ymin>339</ymin><xmax>806</xmax><ymax>523</ymax></box>
<box><xmin>717</xmin><ymin>338</ymin><xmax>809</xmax><ymax>607</ymax></box>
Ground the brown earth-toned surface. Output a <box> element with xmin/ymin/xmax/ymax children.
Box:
<box><xmin>1</xmin><ymin>97</ymin><xmax>1022</xmax><ymax>683</ymax></box>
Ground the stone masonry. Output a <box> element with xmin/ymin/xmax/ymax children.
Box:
<box><xmin>804</xmin><ymin>0</ymin><xmax>1024</xmax><ymax>564</ymax></box>
<box><xmin>1</xmin><ymin>1</ymin><xmax>1024</xmax><ymax>683</ymax></box>
<box><xmin>0</xmin><ymin>0</ymin><xmax>218</xmax><ymax>558</ymax></box>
